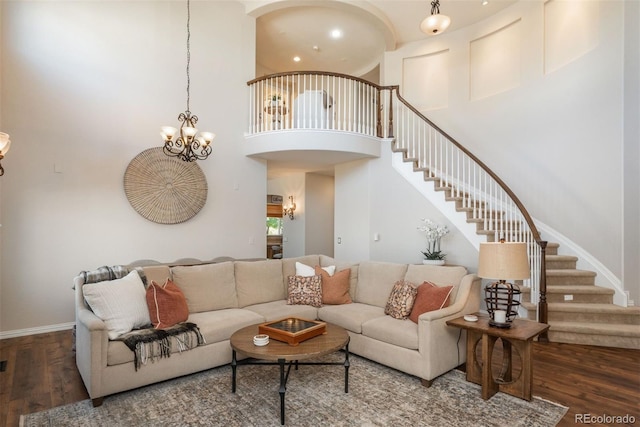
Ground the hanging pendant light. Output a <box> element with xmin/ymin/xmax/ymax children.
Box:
<box><xmin>161</xmin><ymin>0</ymin><xmax>214</xmax><ymax>162</ymax></box>
<box><xmin>0</xmin><ymin>132</ymin><xmax>12</xmax><ymax>176</ymax></box>
<box><xmin>420</xmin><ymin>0</ymin><xmax>451</xmax><ymax>36</ymax></box>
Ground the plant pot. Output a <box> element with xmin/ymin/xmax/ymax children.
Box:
<box><xmin>422</xmin><ymin>259</ymin><xmax>445</xmax><ymax>266</ymax></box>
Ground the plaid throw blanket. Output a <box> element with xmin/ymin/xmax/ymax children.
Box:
<box><xmin>80</xmin><ymin>265</ymin><xmax>130</xmax><ymax>284</ymax></box>
<box><xmin>114</xmin><ymin>322</ymin><xmax>205</xmax><ymax>371</ymax></box>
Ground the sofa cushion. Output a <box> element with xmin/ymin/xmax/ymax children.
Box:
<box><xmin>171</xmin><ymin>262</ymin><xmax>237</xmax><ymax>313</ymax></box>
<box><xmin>146</xmin><ymin>279</ymin><xmax>189</xmax><ymax>329</ymax></box>
<box><xmin>316</xmin><ymin>266</ymin><xmax>352</xmax><ymax>305</ymax></box>
<box><xmin>287</xmin><ymin>275</ymin><xmax>323</xmax><ymax>307</ymax></box>
<box><xmin>384</xmin><ymin>280</ymin><xmax>418</xmax><ymax>320</ymax></box>
<box><xmin>403</xmin><ymin>264</ymin><xmax>466</xmax><ymax>302</ymax></box>
<box><xmin>82</xmin><ymin>270</ymin><xmax>151</xmax><ymax>340</ymax></box>
<box><xmin>140</xmin><ymin>265</ymin><xmax>172</xmax><ymax>288</ymax></box>
<box><xmin>244</xmin><ymin>300</ymin><xmax>318</xmax><ymax>322</ymax></box>
<box><xmin>408</xmin><ymin>282</ymin><xmax>454</xmax><ymax>323</ymax></box>
<box><xmin>235</xmin><ymin>260</ymin><xmax>285</xmax><ymax>307</ymax></box>
<box><xmin>188</xmin><ymin>309</ymin><xmax>265</xmax><ymax>345</ymax></box>
<box><xmin>356</xmin><ymin>262</ymin><xmax>408</xmax><ymax>308</ymax></box>
<box><xmin>361</xmin><ymin>316</ymin><xmax>419</xmax><ymax>350</ymax></box>
<box><xmin>318</xmin><ymin>303</ymin><xmax>385</xmax><ymax>334</ymax></box>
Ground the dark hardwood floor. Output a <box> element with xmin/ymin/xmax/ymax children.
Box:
<box><xmin>1</xmin><ymin>330</ymin><xmax>638</xmax><ymax>426</ymax></box>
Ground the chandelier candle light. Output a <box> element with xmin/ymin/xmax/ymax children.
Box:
<box><xmin>161</xmin><ymin>0</ymin><xmax>215</xmax><ymax>162</ymax></box>
<box><xmin>418</xmin><ymin>219</ymin><xmax>449</xmax><ymax>264</ymax></box>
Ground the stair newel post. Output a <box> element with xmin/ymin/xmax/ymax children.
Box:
<box><xmin>376</xmin><ymin>88</ymin><xmax>383</xmax><ymax>138</ymax></box>
<box><xmin>538</xmin><ymin>240</ymin><xmax>549</xmax><ymax>342</ymax></box>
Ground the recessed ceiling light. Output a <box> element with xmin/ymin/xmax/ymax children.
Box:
<box><xmin>293</xmin><ymin>56</ymin><xmax>301</xmax><ymax>62</ymax></box>
<box><xmin>482</xmin><ymin>0</ymin><xmax>489</xmax><ymax>5</ymax></box>
<box><xmin>330</xmin><ymin>29</ymin><xmax>342</xmax><ymax>39</ymax></box>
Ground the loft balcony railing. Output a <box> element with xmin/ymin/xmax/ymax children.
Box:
<box><xmin>247</xmin><ymin>72</ymin><xmax>548</xmax><ymax>332</ymax></box>
<box><xmin>247</xmin><ymin>71</ymin><xmax>393</xmax><ymax>137</ymax></box>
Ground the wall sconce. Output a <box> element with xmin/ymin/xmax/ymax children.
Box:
<box><xmin>283</xmin><ymin>195</ymin><xmax>296</xmax><ymax>220</ymax></box>
<box><xmin>0</xmin><ymin>132</ymin><xmax>12</xmax><ymax>176</ymax></box>
<box><xmin>478</xmin><ymin>240</ymin><xmax>530</xmax><ymax>328</ymax></box>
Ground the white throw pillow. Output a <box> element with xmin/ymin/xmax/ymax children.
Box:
<box><xmin>295</xmin><ymin>261</ymin><xmax>335</xmax><ymax>277</ymax></box>
<box><xmin>82</xmin><ymin>270</ymin><xmax>151</xmax><ymax>339</ymax></box>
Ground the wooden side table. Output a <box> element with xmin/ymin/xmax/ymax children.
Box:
<box><xmin>446</xmin><ymin>313</ymin><xmax>549</xmax><ymax>401</ymax></box>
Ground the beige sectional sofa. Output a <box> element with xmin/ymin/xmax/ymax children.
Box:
<box><xmin>74</xmin><ymin>254</ymin><xmax>481</xmax><ymax>406</ymax></box>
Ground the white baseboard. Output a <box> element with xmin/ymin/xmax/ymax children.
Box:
<box><xmin>0</xmin><ymin>322</ymin><xmax>75</xmax><ymax>340</ymax></box>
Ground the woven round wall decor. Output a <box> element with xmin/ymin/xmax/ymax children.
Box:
<box><xmin>124</xmin><ymin>147</ymin><xmax>208</xmax><ymax>224</ymax></box>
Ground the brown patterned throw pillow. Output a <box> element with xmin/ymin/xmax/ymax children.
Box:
<box><xmin>384</xmin><ymin>280</ymin><xmax>418</xmax><ymax>319</ymax></box>
<box><xmin>408</xmin><ymin>281</ymin><xmax>454</xmax><ymax>323</ymax></box>
<box><xmin>287</xmin><ymin>275</ymin><xmax>323</xmax><ymax>308</ymax></box>
<box><xmin>146</xmin><ymin>278</ymin><xmax>189</xmax><ymax>329</ymax></box>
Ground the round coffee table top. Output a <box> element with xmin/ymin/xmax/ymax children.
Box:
<box><xmin>230</xmin><ymin>322</ymin><xmax>349</xmax><ymax>362</ymax></box>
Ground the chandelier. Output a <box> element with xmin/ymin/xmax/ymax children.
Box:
<box><xmin>420</xmin><ymin>0</ymin><xmax>451</xmax><ymax>36</ymax></box>
<box><xmin>0</xmin><ymin>132</ymin><xmax>11</xmax><ymax>176</ymax></box>
<box><xmin>160</xmin><ymin>0</ymin><xmax>214</xmax><ymax>162</ymax></box>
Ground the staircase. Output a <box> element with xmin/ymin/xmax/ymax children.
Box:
<box><xmin>392</xmin><ymin>91</ymin><xmax>640</xmax><ymax>349</ymax></box>
<box><xmin>521</xmin><ymin>243</ymin><xmax>640</xmax><ymax>349</ymax></box>
<box><xmin>402</xmin><ymin>154</ymin><xmax>640</xmax><ymax>349</ymax></box>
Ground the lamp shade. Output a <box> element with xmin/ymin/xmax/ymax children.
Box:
<box><xmin>420</xmin><ymin>13</ymin><xmax>451</xmax><ymax>35</ymax></box>
<box><xmin>478</xmin><ymin>242</ymin><xmax>530</xmax><ymax>280</ymax></box>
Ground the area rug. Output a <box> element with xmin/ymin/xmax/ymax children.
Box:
<box><xmin>21</xmin><ymin>354</ymin><xmax>567</xmax><ymax>426</ymax></box>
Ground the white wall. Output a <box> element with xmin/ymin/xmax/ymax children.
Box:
<box><xmin>383</xmin><ymin>1</ymin><xmax>630</xmax><ymax>296</ymax></box>
<box><xmin>0</xmin><ymin>1</ymin><xmax>265</xmax><ymax>334</ymax></box>
<box><xmin>334</xmin><ymin>143</ymin><xmax>479</xmax><ymax>269</ymax></box>
<box><xmin>623</xmin><ymin>0</ymin><xmax>640</xmax><ymax>304</ymax></box>
<box><xmin>304</xmin><ymin>173</ymin><xmax>334</xmax><ymax>257</ymax></box>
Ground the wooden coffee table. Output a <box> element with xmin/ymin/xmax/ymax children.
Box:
<box><xmin>230</xmin><ymin>322</ymin><xmax>350</xmax><ymax>425</ymax></box>
<box><xmin>447</xmin><ymin>313</ymin><xmax>549</xmax><ymax>401</ymax></box>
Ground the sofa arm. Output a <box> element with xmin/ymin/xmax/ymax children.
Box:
<box><xmin>416</xmin><ymin>275</ymin><xmax>481</xmax><ymax>380</ymax></box>
<box><xmin>419</xmin><ymin>274</ymin><xmax>481</xmax><ymax>322</ymax></box>
<box><xmin>77</xmin><ymin>307</ymin><xmax>107</xmax><ymax>332</ymax></box>
<box><xmin>75</xmin><ymin>278</ymin><xmax>110</xmax><ymax>401</ymax></box>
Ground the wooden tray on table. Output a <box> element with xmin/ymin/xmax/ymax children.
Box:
<box><xmin>258</xmin><ymin>317</ymin><xmax>326</xmax><ymax>346</ymax></box>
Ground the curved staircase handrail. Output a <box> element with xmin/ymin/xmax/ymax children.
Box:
<box><xmin>393</xmin><ymin>89</ymin><xmax>542</xmax><ymax>243</ymax></box>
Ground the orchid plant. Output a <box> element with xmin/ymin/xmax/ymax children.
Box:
<box><xmin>417</xmin><ymin>219</ymin><xmax>449</xmax><ymax>260</ymax></box>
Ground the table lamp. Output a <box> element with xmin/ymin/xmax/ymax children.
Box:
<box><xmin>478</xmin><ymin>241</ymin><xmax>530</xmax><ymax>328</ymax></box>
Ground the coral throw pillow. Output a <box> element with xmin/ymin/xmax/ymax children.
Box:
<box><xmin>146</xmin><ymin>278</ymin><xmax>189</xmax><ymax>329</ymax></box>
<box><xmin>408</xmin><ymin>281</ymin><xmax>454</xmax><ymax>324</ymax></box>
<box><xmin>384</xmin><ymin>280</ymin><xmax>418</xmax><ymax>320</ymax></box>
<box><xmin>287</xmin><ymin>275</ymin><xmax>323</xmax><ymax>307</ymax></box>
<box><xmin>315</xmin><ymin>266</ymin><xmax>352</xmax><ymax>305</ymax></box>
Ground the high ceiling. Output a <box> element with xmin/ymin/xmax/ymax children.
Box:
<box><xmin>255</xmin><ymin>0</ymin><xmax>517</xmax><ymax>75</ymax></box>
<box><xmin>250</xmin><ymin>0</ymin><xmax>518</xmax><ymax>178</ymax></box>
